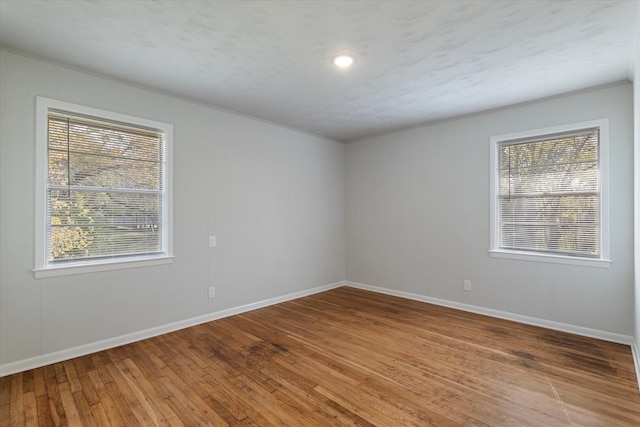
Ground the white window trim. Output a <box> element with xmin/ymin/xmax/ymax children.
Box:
<box><xmin>489</xmin><ymin>119</ymin><xmax>611</xmax><ymax>268</ymax></box>
<box><xmin>34</xmin><ymin>96</ymin><xmax>174</xmax><ymax>278</ymax></box>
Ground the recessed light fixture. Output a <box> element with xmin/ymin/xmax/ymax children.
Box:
<box><xmin>333</xmin><ymin>54</ymin><xmax>355</xmax><ymax>68</ymax></box>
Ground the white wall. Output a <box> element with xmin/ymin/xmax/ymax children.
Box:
<box><xmin>346</xmin><ymin>83</ymin><xmax>634</xmax><ymax>336</ymax></box>
<box><xmin>0</xmin><ymin>50</ymin><xmax>346</xmax><ymax>368</ymax></box>
<box><xmin>634</xmin><ymin>40</ymin><xmax>640</xmax><ymax>354</ymax></box>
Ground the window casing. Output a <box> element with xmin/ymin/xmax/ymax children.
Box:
<box><xmin>489</xmin><ymin>119</ymin><xmax>610</xmax><ymax>267</ymax></box>
<box><xmin>35</xmin><ymin>97</ymin><xmax>173</xmax><ymax>278</ymax></box>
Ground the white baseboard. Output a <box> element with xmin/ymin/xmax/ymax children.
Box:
<box><xmin>4</xmin><ymin>279</ymin><xmax>638</xmax><ymax>390</ymax></box>
<box><xmin>632</xmin><ymin>340</ymin><xmax>640</xmax><ymax>392</ymax></box>
<box><xmin>346</xmin><ymin>281</ymin><xmax>634</xmax><ymax>345</ymax></box>
<box><xmin>0</xmin><ymin>281</ymin><xmax>345</xmax><ymax>377</ymax></box>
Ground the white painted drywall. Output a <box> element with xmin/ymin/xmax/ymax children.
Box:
<box><xmin>346</xmin><ymin>83</ymin><xmax>634</xmax><ymax>335</ymax></box>
<box><xmin>634</xmin><ymin>40</ymin><xmax>640</xmax><ymax>352</ymax></box>
<box><xmin>0</xmin><ymin>50</ymin><xmax>346</xmax><ymax>366</ymax></box>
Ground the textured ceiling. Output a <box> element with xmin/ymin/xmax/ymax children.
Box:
<box><xmin>1</xmin><ymin>0</ymin><xmax>639</xmax><ymax>142</ymax></box>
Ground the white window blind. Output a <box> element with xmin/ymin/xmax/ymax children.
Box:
<box><xmin>496</xmin><ymin>128</ymin><xmax>600</xmax><ymax>258</ymax></box>
<box><xmin>46</xmin><ymin>109</ymin><xmax>165</xmax><ymax>263</ymax></box>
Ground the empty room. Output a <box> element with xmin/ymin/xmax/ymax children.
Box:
<box><xmin>1</xmin><ymin>0</ymin><xmax>640</xmax><ymax>425</ymax></box>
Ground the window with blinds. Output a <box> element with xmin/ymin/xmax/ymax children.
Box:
<box><xmin>490</xmin><ymin>119</ymin><xmax>610</xmax><ymax>266</ymax></box>
<box><xmin>35</xmin><ymin>97</ymin><xmax>173</xmax><ymax>277</ymax></box>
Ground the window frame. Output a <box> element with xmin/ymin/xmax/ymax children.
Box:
<box><xmin>34</xmin><ymin>96</ymin><xmax>174</xmax><ymax>278</ymax></box>
<box><xmin>489</xmin><ymin>119</ymin><xmax>611</xmax><ymax>268</ymax></box>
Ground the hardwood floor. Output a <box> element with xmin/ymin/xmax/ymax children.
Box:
<box><xmin>1</xmin><ymin>287</ymin><xmax>639</xmax><ymax>426</ymax></box>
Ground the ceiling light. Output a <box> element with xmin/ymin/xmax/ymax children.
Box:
<box><xmin>333</xmin><ymin>55</ymin><xmax>355</xmax><ymax>68</ymax></box>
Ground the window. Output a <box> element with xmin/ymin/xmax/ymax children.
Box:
<box><xmin>489</xmin><ymin>119</ymin><xmax>610</xmax><ymax>267</ymax></box>
<box><xmin>35</xmin><ymin>97</ymin><xmax>173</xmax><ymax>278</ymax></box>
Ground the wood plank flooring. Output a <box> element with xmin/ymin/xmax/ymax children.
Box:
<box><xmin>1</xmin><ymin>287</ymin><xmax>639</xmax><ymax>426</ymax></box>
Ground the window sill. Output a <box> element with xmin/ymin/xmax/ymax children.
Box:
<box><xmin>488</xmin><ymin>250</ymin><xmax>611</xmax><ymax>268</ymax></box>
<box><xmin>33</xmin><ymin>255</ymin><xmax>175</xmax><ymax>279</ymax></box>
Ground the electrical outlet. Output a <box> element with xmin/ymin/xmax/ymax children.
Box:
<box><xmin>208</xmin><ymin>286</ymin><xmax>216</xmax><ymax>299</ymax></box>
<box><xmin>209</xmin><ymin>235</ymin><xmax>217</xmax><ymax>248</ymax></box>
<box><xmin>463</xmin><ymin>280</ymin><xmax>471</xmax><ymax>292</ymax></box>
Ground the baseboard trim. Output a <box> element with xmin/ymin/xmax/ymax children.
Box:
<box><xmin>0</xmin><ymin>281</ymin><xmax>345</xmax><ymax>377</ymax></box>
<box><xmin>346</xmin><ymin>281</ymin><xmax>634</xmax><ymax>345</ymax></box>
<box><xmin>4</xmin><ymin>280</ymin><xmax>637</xmax><ymax>385</ymax></box>
<box><xmin>632</xmin><ymin>340</ymin><xmax>640</xmax><ymax>392</ymax></box>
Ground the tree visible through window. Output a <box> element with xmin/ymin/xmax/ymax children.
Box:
<box><xmin>47</xmin><ymin>111</ymin><xmax>165</xmax><ymax>261</ymax></box>
<box><xmin>490</xmin><ymin>120</ymin><xmax>609</xmax><ymax>265</ymax></box>
<box><xmin>35</xmin><ymin>97</ymin><xmax>173</xmax><ymax>276</ymax></box>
